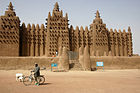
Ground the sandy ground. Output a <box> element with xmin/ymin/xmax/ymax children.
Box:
<box><xmin>0</xmin><ymin>69</ymin><xmax>140</xmax><ymax>93</ymax></box>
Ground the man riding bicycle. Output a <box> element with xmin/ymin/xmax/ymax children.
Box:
<box><xmin>32</xmin><ymin>63</ymin><xmax>40</xmax><ymax>86</ymax></box>
<box><xmin>23</xmin><ymin>63</ymin><xmax>45</xmax><ymax>86</ymax></box>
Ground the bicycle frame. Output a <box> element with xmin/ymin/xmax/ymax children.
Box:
<box><xmin>23</xmin><ymin>71</ymin><xmax>45</xmax><ymax>86</ymax></box>
<box><xmin>29</xmin><ymin>72</ymin><xmax>34</xmax><ymax>80</ymax></box>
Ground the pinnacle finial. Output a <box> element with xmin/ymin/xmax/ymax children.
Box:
<box><xmin>70</xmin><ymin>25</ymin><xmax>73</xmax><ymax>30</ymax></box>
<box><xmin>114</xmin><ymin>29</ymin><xmax>117</xmax><ymax>33</ymax></box>
<box><xmin>85</xmin><ymin>26</ymin><xmax>88</xmax><ymax>31</ymax></box>
<box><xmin>96</xmin><ymin>10</ymin><xmax>100</xmax><ymax>18</ymax></box>
<box><xmin>119</xmin><ymin>29</ymin><xmax>121</xmax><ymax>33</ymax></box>
<box><xmin>53</xmin><ymin>2</ymin><xmax>59</xmax><ymax>11</ymax></box>
<box><xmin>123</xmin><ymin>29</ymin><xmax>126</xmax><ymax>33</ymax></box>
<box><xmin>41</xmin><ymin>24</ymin><xmax>45</xmax><ymax>30</ymax></box>
<box><xmin>27</xmin><ymin>24</ymin><xmax>31</xmax><ymax>31</ymax></box>
<box><xmin>110</xmin><ymin>28</ymin><xmax>113</xmax><ymax>32</ymax></box>
<box><xmin>80</xmin><ymin>26</ymin><xmax>84</xmax><ymax>31</ymax></box>
<box><xmin>22</xmin><ymin>22</ymin><xmax>26</xmax><ymax>28</ymax></box>
<box><xmin>36</xmin><ymin>24</ymin><xmax>40</xmax><ymax>30</ymax></box>
<box><xmin>48</xmin><ymin>12</ymin><xmax>51</xmax><ymax>18</ymax></box>
<box><xmin>65</xmin><ymin>13</ymin><xmax>68</xmax><ymax>19</ymax></box>
<box><xmin>8</xmin><ymin>2</ymin><xmax>14</xmax><ymax>11</ymax></box>
<box><xmin>31</xmin><ymin>24</ymin><xmax>35</xmax><ymax>30</ymax></box>
<box><xmin>128</xmin><ymin>26</ymin><xmax>131</xmax><ymax>32</ymax></box>
<box><xmin>61</xmin><ymin>10</ymin><xmax>63</xmax><ymax>17</ymax></box>
<box><xmin>76</xmin><ymin>26</ymin><xmax>79</xmax><ymax>31</ymax></box>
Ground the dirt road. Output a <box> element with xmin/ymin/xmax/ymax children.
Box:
<box><xmin>0</xmin><ymin>70</ymin><xmax>140</xmax><ymax>93</ymax></box>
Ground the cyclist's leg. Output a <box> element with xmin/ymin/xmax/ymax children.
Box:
<box><xmin>36</xmin><ymin>77</ymin><xmax>40</xmax><ymax>86</ymax></box>
<box><xmin>34</xmin><ymin>75</ymin><xmax>38</xmax><ymax>85</ymax></box>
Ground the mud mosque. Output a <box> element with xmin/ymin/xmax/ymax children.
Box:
<box><xmin>0</xmin><ymin>2</ymin><xmax>133</xmax><ymax>57</ymax></box>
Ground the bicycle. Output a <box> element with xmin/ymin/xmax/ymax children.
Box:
<box><xmin>23</xmin><ymin>71</ymin><xmax>45</xmax><ymax>86</ymax></box>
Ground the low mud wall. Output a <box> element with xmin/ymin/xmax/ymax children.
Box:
<box><xmin>0</xmin><ymin>56</ymin><xmax>140</xmax><ymax>70</ymax></box>
<box><xmin>91</xmin><ymin>56</ymin><xmax>140</xmax><ymax>69</ymax></box>
<box><xmin>0</xmin><ymin>57</ymin><xmax>59</xmax><ymax>70</ymax></box>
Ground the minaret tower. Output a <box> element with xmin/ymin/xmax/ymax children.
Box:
<box><xmin>0</xmin><ymin>2</ymin><xmax>20</xmax><ymax>56</ymax></box>
<box><xmin>90</xmin><ymin>10</ymin><xmax>109</xmax><ymax>56</ymax></box>
<box><xmin>5</xmin><ymin>2</ymin><xmax>16</xmax><ymax>17</ymax></box>
<box><xmin>45</xmin><ymin>2</ymin><xmax>69</xmax><ymax>57</ymax></box>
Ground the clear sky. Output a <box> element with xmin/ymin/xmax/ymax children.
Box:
<box><xmin>0</xmin><ymin>0</ymin><xmax>140</xmax><ymax>55</ymax></box>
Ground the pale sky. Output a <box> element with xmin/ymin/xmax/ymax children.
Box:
<box><xmin>0</xmin><ymin>0</ymin><xmax>140</xmax><ymax>55</ymax></box>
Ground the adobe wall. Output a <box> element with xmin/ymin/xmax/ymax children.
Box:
<box><xmin>0</xmin><ymin>57</ymin><xmax>59</xmax><ymax>70</ymax></box>
<box><xmin>91</xmin><ymin>56</ymin><xmax>140</xmax><ymax>69</ymax></box>
<box><xmin>0</xmin><ymin>44</ymin><xmax>19</xmax><ymax>56</ymax></box>
<box><xmin>0</xmin><ymin>56</ymin><xmax>140</xmax><ymax>70</ymax></box>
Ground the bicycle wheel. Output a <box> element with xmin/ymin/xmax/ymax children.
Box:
<box><xmin>23</xmin><ymin>76</ymin><xmax>32</xmax><ymax>86</ymax></box>
<box><xmin>38</xmin><ymin>76</ymin><xmax>45</xmax><ymax>84</ymax></box>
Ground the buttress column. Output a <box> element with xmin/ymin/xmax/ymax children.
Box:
<box><xmin>127</xmin><ymin>26</ymin><xmax>133</xmax><ymax>56</ymax></box>
<box><xmin>30</xmin><ymin>24</ymin><xmax>35</xmax><ymax>56</ymax></box>
<box><xmin>27</xmin><ymin>24</ymin><xmax>31</xmax><ymax>56</ymax></box>
<box><xmin>114</xmin><ymin>29</ymin><xmax>119</xmax><ymax>56</ymax></box>
<box><xmin>35</xmin><ymin>24</ymin><xmax>39</xmax><ymax>56</ymax></box>
<box><xmin>123</xmin><ymin>29</ymin><xmax>128</xmax><ymax>56</ymax></box>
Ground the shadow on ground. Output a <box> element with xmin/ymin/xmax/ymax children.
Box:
<box><xmin>40</xmin><ymin>83</ymin><xmax>52</xmax><ymax>86</ymax></box>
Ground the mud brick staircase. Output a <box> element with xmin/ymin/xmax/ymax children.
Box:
<box><xmin>69</xmin><ymin>60</ymin><xmax>84</xmax><ymax>71</ymax></box>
